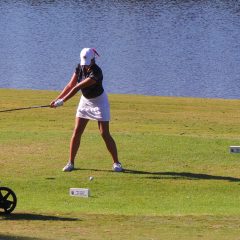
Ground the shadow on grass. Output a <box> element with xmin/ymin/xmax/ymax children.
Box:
<box><xmin>78</xmin><ymin>168</ymin><xmax>240</xmax><ymax>182</ymax></box>
<box><xmin>124</xmin><ymin>169</ymin><xmax>240</xmax><ymax>182</ymax></box>
<box><xmin>0</xmin><ymin>234</ymin><xmax>42</xmax><ymax>240</ymax></box>
<box><xmin>0</xmin><ymin>212</ymin><xmax>80</xmax><ymax>221</ymax></box>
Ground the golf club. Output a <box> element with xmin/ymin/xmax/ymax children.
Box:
<box><xmin>0</xmin><ymin>104</ymin><xmax>50</xmax><ymax>113</ymax></box>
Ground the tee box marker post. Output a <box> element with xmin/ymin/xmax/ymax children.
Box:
<box><xmin>69</xmin><ymin>188</ymin><xmax>90</xmax><ymax>198</ymax></box>
<box><xmin>229</xmin><ymin>146</ymin><xmax>240</xmax><ymax>153</ymax></box>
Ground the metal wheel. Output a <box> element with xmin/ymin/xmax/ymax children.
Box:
<box><xmin>0</xmin><ymin>187</ymin><xmax>17</xmax><ymax>214</ymax></box>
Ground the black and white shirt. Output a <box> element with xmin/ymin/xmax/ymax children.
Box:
<box><xmin>75</xmin><ymin>64</ymin><xmax>104</xmax><ymax>99</ymax></box>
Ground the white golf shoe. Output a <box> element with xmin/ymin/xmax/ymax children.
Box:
<box><xmin>62</xmin><ymin>162</ymin><xmax>74</xmax><ymax>172</ymax></box>
<box><xmin>112</xmin><ymin>162</ymin><xmax>123</xmax><ymax>172</ymax></box>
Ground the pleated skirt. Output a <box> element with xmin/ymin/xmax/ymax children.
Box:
<box><xmin>76</xmin><ymin>91</ymin><xmax>110</xmax><ymax>121</ymax></box>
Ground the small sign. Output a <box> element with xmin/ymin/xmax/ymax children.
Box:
<box><xmin>230</xmin><ymin>146</ymin><xmax>240</xmax><ymax>153</ymax></box>
<box><xmin>69</xmin><ymin>188</ymin><xmax>90</xmax><ymax>198</ymax></box>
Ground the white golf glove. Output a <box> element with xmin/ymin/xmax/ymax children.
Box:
<box><xmin>54</xmin><ymin>99</ymin><xmax>64</xmax><ymax>107</ymax></box>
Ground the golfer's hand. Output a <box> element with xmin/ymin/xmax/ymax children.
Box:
<box><xmin>50</xmin><ymin>99</ymin><xmax>64</xmax><ymax>108</ymax></box>
<box><xmin>50</xmin><ymin>101</ymin><xmax>55</xmax><ymax>108</ymax></box>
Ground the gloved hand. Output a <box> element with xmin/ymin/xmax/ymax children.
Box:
<box><xmin>53</xmin><ymin>99</ymin><xmax>64</xmax><ymax>107</ymax></box>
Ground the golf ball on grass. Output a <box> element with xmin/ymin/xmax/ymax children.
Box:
<box><xmin>89</xmin><ymin>176</ymin><xmax>94</xmax><ymax>181</ymax></box>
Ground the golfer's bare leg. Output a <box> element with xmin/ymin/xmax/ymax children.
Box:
<box><xmin>98</xmin><ymin>121</ymin><xmax>119</xmax><ymax>163</ymax></box>
<box><xmin>69</xmin><ymin>117</ymin><xmax>89</xmax><ymax>164</ymax></box>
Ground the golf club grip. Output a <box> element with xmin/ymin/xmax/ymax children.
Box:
<box><xmin>0</xmin><ymin>105</ymin><xmax>50</xmax><ymax>113</ymax></box>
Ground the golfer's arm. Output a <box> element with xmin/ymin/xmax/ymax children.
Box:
<box><xmin>62</xmin><ymin>77</ymin><xmax>96</xmax><ymax>103</ymax></box>
<box><xmin>55</xmin><ymin>73</ymin><xmax>78</xmax><ymax>100</ymax></box>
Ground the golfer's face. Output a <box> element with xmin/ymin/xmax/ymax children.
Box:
<box><xmin>82</xmin><ymin>65</ymin><xmax>90</xmax><ymax>71</ymax></box>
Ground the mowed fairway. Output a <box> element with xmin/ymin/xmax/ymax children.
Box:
<box><xmin>1</xmin><ymin>89</ymin><xmax>240</xmax><ymax>239</ymax></box>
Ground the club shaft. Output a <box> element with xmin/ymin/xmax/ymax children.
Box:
<box><xmin>0</xmin><ymin>105</ymin><xmax>50</xmax><ymax>113</ymax></box>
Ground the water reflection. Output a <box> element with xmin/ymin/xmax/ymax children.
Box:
<box><xmin>0</xmin><ymin>0</ymin><xmax>240</xmax><ymax>98</ymax></box>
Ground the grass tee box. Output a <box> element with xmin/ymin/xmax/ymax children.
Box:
<box><xmin>1</xmin><ymin>89</ymin><xmax>240</xmax><ymax>239</ymax></box>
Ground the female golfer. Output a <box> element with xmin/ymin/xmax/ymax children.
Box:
<box><xmin>50</xmin><ymin>48</ymin><xmax>123</xmax><ymax>172</ymax></box>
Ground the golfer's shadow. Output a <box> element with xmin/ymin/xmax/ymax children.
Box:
<box><xmin>79</xmin><ymin>168</ymin><xmax>240</xmax><ymax>182</ymax></box>
<box><xmin>123</xmin><ymin>169</ymin><xmax>240</xmax><ymax>182</ymax></box>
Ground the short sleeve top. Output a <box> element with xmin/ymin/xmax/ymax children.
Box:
<box><xmin>75</xmin><ymin>64</ymin><xmax>104</xmax><ymax>99</ymax></box>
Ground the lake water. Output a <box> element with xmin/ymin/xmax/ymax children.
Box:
<box><xmin>1</xmin><ymin>0</ymin><xmax>240</xmax><ymax>99</ymax></box>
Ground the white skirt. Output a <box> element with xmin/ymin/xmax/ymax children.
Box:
<box><xmin>76</xmin><ymin>91</ymin><xmax>110</xmax><ymax>121</ymax></box>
